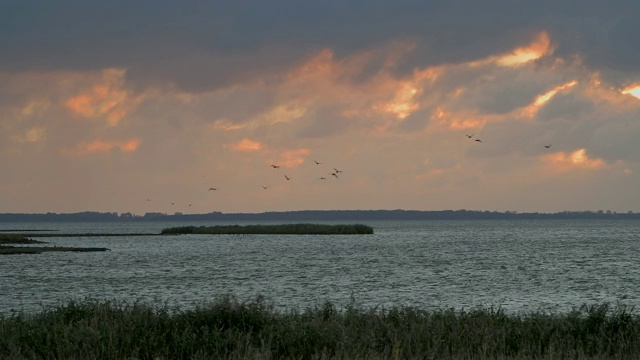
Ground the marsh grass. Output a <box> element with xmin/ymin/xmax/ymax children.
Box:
<box><xmin>1</xmin><ymin>297</ymin><xmax>639</xmax><ymax>359</ymax></box>
<box><xmin>161</xmin><ymin>224</ymin><xmax>374</xmax><ymax>235</ymax></box>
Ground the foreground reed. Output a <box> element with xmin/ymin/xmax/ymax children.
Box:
<box><xmin>1</xmin><ymin>297</ymin><xmax>639</xmax><ymax>359</ymax></box>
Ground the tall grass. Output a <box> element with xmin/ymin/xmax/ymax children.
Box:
<box><xmin>1</xmin><ymin>297</ymin><xmax>639</xmax><ymax>359</ymax></box>
<box><xmin>161</xmin><ymin>223</ymin><xmax>374</xmax><ymax>235</ymax></box>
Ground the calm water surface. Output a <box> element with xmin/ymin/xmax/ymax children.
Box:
<box><xmin>1</xmin><ymin>220</ymin><xmax>639</xmax><ymax>315</ymax></box>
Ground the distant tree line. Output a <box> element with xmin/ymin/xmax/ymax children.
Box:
<box><xmin>0</xmin><ymin>209</ymin><xmax>639</xmax><ymax>222</ymax></box>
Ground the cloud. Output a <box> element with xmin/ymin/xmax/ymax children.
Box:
<box><xmin>495</xmin><ymin>32</ymin><xmax>552</xmax><ymax>67</ymax></box>
<box><xmin>3</xmin><ymin>2</ymin><xmax>640</xmax><ymax>93</ymax></box>
<box><xmin>20</xmin><ymin>126</ymin><xmax>46</xmax><ymax>143</ymax></box>
<box><xmin>228</xmin><ymin>138</ymin><xmax>263</xmax><ymax>152</ymax></box>
<box><xmin>621</xmin><ymin>84</ymin><xmax>640</xmax><ymax>100</ymax></box>
<box><xmin>61</xmin><ymin>138</ymin><xmax>142</xmax><ymax>155</ymax></box>
<box><xmin>542</xmin><ymin>148</ymin><xmax>605</xmax><ymax>170</ymax></box>
<box><xmin>3</xmin><ymin>2</ymin><xmax>640</xmax><ymax>213</ymax></box>
<box><xmin>64</xmin><ymin>69</ymin><xmax>142</xmax><ymax>126</ymax></box>
<box><xmin>275</xmin><ymin>148</ymin><xmax>310</xmax><ymax>168</ymax></box>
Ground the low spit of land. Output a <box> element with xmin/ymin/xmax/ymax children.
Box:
<box><xmin>1</xmin><ymin>224</ymin><xmax>372</xmax><ymax>255</ymax></box>
<box><xmin>1</xmin><ymin>297</ymin><xmax>639</xmax><ymax>359</ymax></box>
<box><xmin>0</xmin><ymin>234</ymin><xmax>109</xmax><ymax>255</ymax></box>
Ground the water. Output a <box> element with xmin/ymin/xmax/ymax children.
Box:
<box><xmin>1</xmin><ymin>220</ymin><xmax>639</xmax><ymax>316</ymax></box>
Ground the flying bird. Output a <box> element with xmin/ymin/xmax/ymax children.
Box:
<box><xmin>146</xmin><ymin>199</ymin><xmax>151</xmax><ymax>202</ymax></box>
<box><xmin>314</xmin><ymin>160</ymin><xmax>322</xmax><ymax>165</ymax></box>
<box><xmin>333</xmin><ymin>168</ymin><xmax>343</xmax><ymax>173</ymax></box>
<box><xmin>284</xmin><ymin>175</ymin><xmax>291</xmax><ymax>180</ymax></box>
<box><xmin>331</xmin><ymin>172</ymin><xmax>339</xmax><ymax>179</ymax></box>
<box><xmin>271</xmin><ymin>164</ymin><xmax>280</xmax><ymax>169</ymax></box>
<box><xmin>544</xmin><ymin>144</ymin><xmax>552</xmax><ymax>148</ymax></box>
<box><xmin>466</xmin><ymin>134</ymin><xmax>474</xmax><ymax>138</ymax></box>
<box><xmin>475</xmin><ymin>139</ymin><xmax>483</xmax><ymax>143</ymax></box>
<box><xmin>208</xmin><ymin>187</ymin><xmax>217</xmax><ymax>191</ymax></box>
<box><xmin>261</xmin><ymin>185</ymin><xmax>269</xmax><ymax>189</ymax></box>
<box><xmin>319</xmin><ymin>177</ymin><xmax>327</xmax><ymax>180</ymax></box>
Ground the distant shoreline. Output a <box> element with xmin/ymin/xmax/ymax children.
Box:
<box><xmin>0</xmin><ymin>209</ymin><xmax>639</xmax><ymax>222</ymax></box>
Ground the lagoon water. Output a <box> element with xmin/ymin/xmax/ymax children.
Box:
<box><xmin>1</xmin><ymin>219</ymin><xmax>639</xmax><ymax>316</ymax></box>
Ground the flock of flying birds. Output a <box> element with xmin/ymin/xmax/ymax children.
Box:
<box><xmin>144</xmin><ymin>134</ymin><xmax>554</xmax><ymax>210</ymax></box>
<box><xmin>144</xmin><ymin>159</ymin><xmax>344</xmax><ymax>210</ymax></box>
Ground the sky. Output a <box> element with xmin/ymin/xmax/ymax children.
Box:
<box><xmin>2</xmin><ymin>1</ymin><xmax>640</xmax><ymax>214</ymax></box>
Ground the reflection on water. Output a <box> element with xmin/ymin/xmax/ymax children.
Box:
<box><xmin>1</xmin><ymin>220</ymin><xmax>639</xmax><ymax>315</ymax></box>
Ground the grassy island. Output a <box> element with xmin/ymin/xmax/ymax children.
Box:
<box><xmin>161</xmin><ymin>223</ymin><xmax>374</xmax><ymax>235</ymax></box>
<box><xmin>1</xmin><ymin>298</ymin><xmax>639</xmax><ymax>359</ymax></box>
<box><xmin>0</xmin><ymin>234</ymin><xmax>110</xmax><ymax>255</ymax></box>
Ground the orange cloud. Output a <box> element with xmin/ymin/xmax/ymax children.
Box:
<box><xmin>621</xmin><ymin>84</ymin><xmax>640</xmax><ymax>100</ymax></box>
<box><xmin>276</xmin><ymin>148</ymin><xmax>310</xmax><ymax>168</ymax></box>
<box><xmin>521</xmin><ymin>80</ymin><xmax>578</xmax><ymax>117</ymax></box>
<box><xmin>265</xmin><ymin>103</ymin><xmax>307</xmax><ymax>124</ymax></box>
<box><xmin>497</xmin><ymin>32</ymin><xmax>552</xmax><ymax>67</ymax></box>
<box><xmin>211</xmin><ymin>119</ymin><xmax>247</xmax><ymax>131</ymax></box>
<box><xmin>542</xmin><ymin>148</ymin><xmax>605</xmax><ymax>170</ymax></box>
<box><xmin>229</xmin><ymin>138</ymin><xmax>262</xmax><ymax>152</ymax></box>
<box><xmin>284</xmin><ymin>43</ymin><xmax>424</xmax><ymax>130</ymax></box>
<box><xmin>64</xmin><ymin>69</ymin><xmax>142</xmax><ymax>126</ymax></box>
<box><xmin>379</xmin><ymin>83</ymin><xmax>419</xmax><ymax>120</ymax></box>
<box><xmin>288</xmin><ymin>49</ymin><xmax>337</xmax><ymax>81</ymax></box>
<box><xmin>62</xmin><ymin>138</ymin><xmax>142</xmax><ymax>155</ymax></box>
<box><xmin>430</xmin><ymin>107</ymin><xmax>487</xmax><ymax>131</ymax></box>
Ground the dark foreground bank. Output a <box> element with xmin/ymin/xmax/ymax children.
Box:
<box><xmin>1</xmin><ymin>298</ymin><xmax>639</xmax><ymax>360</ymax></box>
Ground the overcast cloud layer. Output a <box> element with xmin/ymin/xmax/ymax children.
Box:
<box><xmin>2</xmin><ymin>1</ymin><xmax>640</xmax><ymax>214</ymax></box>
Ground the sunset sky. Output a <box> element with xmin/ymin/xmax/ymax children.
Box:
<box><xmin>2</xmin><ymin>1</ymin><xmax>640</xmax><ymax>214</ymax></box>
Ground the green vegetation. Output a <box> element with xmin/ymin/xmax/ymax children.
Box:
<box><xmin>161</xmin><ymin>223</ymin><xmax>374</xmax><ymax>235</ymax></box>
<box><xmin>1</xmin><ymin>298</ymin><xmax>639</xmax><ymax>359</ymax></box>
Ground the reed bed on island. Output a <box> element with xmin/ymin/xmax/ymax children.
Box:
<box><xmin>161</xmin><ymin>223</ymin><xmax>374</xmax><ymax>235</ymax></box>
<box><xmin>1</xmin><ymin>297</ymin><xmax>640</xmax><ymax>359</ymax></box>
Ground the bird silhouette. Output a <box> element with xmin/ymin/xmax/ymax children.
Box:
<box><xmin>271</xmin><ymin>164</ymin><xmax>280</xmax><ymax>169</ymax></box>
<box><xmin>475</xmin><ymin>139</ymin><xmax>483</xmax><ymax>143</ymax></box>
<box><xmin>331</xmin><ymin>172</ymin><xmax>339</xmax><ymax>179</ymax></box>
<box><xmin>466</xmin><ymin>134</ymin><xmax>474</xmax><ymax>138</ymax></box>
<box><xmin>320</xmin><ymin>177</ymin><xmax>327</xmax><ymax>180</ymax></box>
<box><xmin>284</xmin><ymin>175</ymin><xmax>291</xmax><ymax>180</ymax></box>
<box><xmin>261</xmin><ymin>185</ymin><xmax>269</xmax><ymax>189</ymax></box>
<box><xmin>333</xmin><ymin>168</ymin><xmax>343</xmax><ymax>173</ymax></box>
<box><xmin>544</xmin><ymin>144</ymin><xmax>552</xmax><ymax>148</ymax></box>
<box><xmin>314</xmin><ymin>160</ymin><xmax>322</xmax><ymax>165</ymax></box>
<box><xmin>208</xmin><ymin>187</ymin><xmax>217</xmax><ymax>191</ymax></box>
